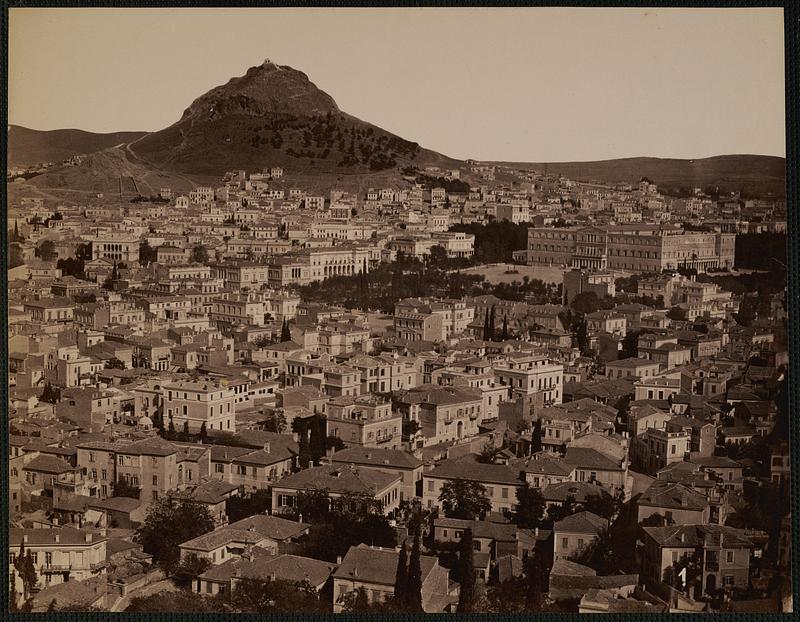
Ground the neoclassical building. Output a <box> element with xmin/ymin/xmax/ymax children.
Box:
<box><xmin>525</xmin><ymin>225</ymin><xmax>735</xmax><ymax>273</ymax></box>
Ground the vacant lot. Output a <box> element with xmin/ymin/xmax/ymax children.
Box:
<box><xmin>460</xmin><ymin>262</ymin><xmax>565</xmax><ymax>285</ymax></box>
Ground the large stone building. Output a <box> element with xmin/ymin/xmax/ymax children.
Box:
<box><xmin>525</xmin><ymin>225</ymin><xmax>735</xmax><ymax>273</ymax></box>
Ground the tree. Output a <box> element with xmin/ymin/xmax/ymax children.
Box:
<box><xmin>37</xmin><ymin>240</ymin><xmax>57</xmax><ymax>261</ymax></box>
<box><xmin>513</xmin><ymin>483</ymin><xmax>546</xmax><ymax>529</ymax></box>
<box><xmin>482</xmin><ymin>309</ymin><xmax>491</xmax><ymax>341</ymax></box>
<box><xmin>620</xmin><ymin>330</ymin><xmax>640</xmax><ymax>359</ymax></box>
<box><xmin>139</xmin><ymin>240</ymin><xmax>158</xmax><ymax>266</ymax></box>
<box><xmin>735</xmin><ymin>294</ymin><xmax>758</xmax><ymax>327</ymax></box>
<box><xmin>280</xmin><ymin>318</ymin><xmax>292</xmax><ymax>342</ymax></box>
<box><xmin>429</xmin><ymin>244</ymin><xmax>449</xmax><ymax>266</ymax></box>
<box><xmin>9</xmin><ymin>243</ymin><xmax>25</xmax><ymax>269</ymax></box>
<box><xmin>394</xmin><ymin>543</ymin><xmax>409</xmax><ymax>607</ymax></box>
<box><xmin>406</xmin><ymin>526</ymin><xmax>423</xmax><ymax>612</ymax></box>
<box><xmin>576</xmin><ymin>319</ymin><xmax>589</xmax><ymax>355</ymax></box>
<box><xmin>182</xmin><ymin>420</ymin><xmax>190</xmax><ymax>440</ymax></box>
<box><xmin>439</xmin><ymin>479</ymin><xmax>492</xmax><ymax>520</ymax></box>
<box><xmin>226</xmin><ymin>489</ymin><xmax>272</xmax><ymax>523</ymax></box>
<box><xmin>14</xmin><ymin>541</ymin><xmax>37</xmax><ymax>601</ymax></box>
<box><xmin>104</xmin><ymin>357</ymin><xmax>125</xmax><ymax>370</ymax></box>
<box><xmin>456</xmin><ymin>528</ymin><xmax>476</xmax><ymax>612</ymax></box>
<box><xmin>229</xmin><ymin>577</ymin><xmax>324</xmax><ymax>612</ymax></box>
<box><xmin>309</xmin><ymin>414</ymin><xmax>326</xmax><ymax>465</ymax></box>
<box><xmin>135</xmin><ymin>498</ymin><xmax>215</xmax><ymax>572</ymax></box>
<box><xmin>191</xmin><ymin>245</ymin><xmax>209</xmax><ymax>264</ymax></box>
<box><xmin>171</xmin><ymin>553</ymin><xmax>211</xmax><ymax>589</ymax></box>
<box><xmin>112</xmin><ymin>478</ymin><xmax>141</xmax><ymax>499</ymax></box>
<box><xmin>500</xmin><ymin>314</ymin><xmax>509</xmax><ymax>341</ymax></box>
<box><xmin>199</xmin><ymin>422</ymin><xmax>208</xmax><ymax>443</ymax></box>
<box><xmin>583</xmin><ymin>491</ymin><xmax>619</xmax><ymax>520</ymax></box>
<box><xmin>663</xmin><ymin>550</ymin><xmax>703</xmax><ymax>599</ymax></box>
<box><xmin>524</xmin><ymin>552</ymin><xmax>544</xmax><ymax>611</ymax></box>
<box><xmin>640</xmin><ymin>513</ymin><xmax>668</xmax><ymax>527</ymax></box>
<box><xmin>126</xmin><ymin>590</ymin><xmax>221</xmax><ymax>613</ymax></box>
<box><xmin>568</xmin><ymin>527</ymin><xmax>615</xmax><ymax>575</ymax></box>
<box><xmin>168</xmin><ymin>415</ymin><xmax>176</xmax><ymax>438</ymax></box>
<box><xmin>39</xmin><ymin>382</ymin><xmax>61</xmax><ymax>404</ymax></box>
<box><xmin>488</xmin><ymin>304</ymin><xmax>497</xmax><ymax>341</ymax></box>
<box><xmin>570</xmin><ymin>291</ymin><xmax>602</xmax><ymax>315</ymax></box>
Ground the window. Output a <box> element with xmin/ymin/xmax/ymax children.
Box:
<box><xmin>152</xmin><ymin>475</ymin><xmax>158</xmax><ymax>486</ymax></box>
<box><xmin>726</xmin><ymin>551</ymin><xmax>734</xmax><ymax>564</ymax></box>
<box><xmin>427</xmin><ymin>480</ymin><xmax>434</xmax><ymax>491</ymax></box>
<box><xmin>723</xmin><ymin>575</ymin><xmax>734</xmax><ymax>586</ymax></box>
<box><xmin>45</xmin><ymin>552</ymin><xmax>52</xmax><ymax>566</ymax></box>
<box><xmin>561</xmin><ymin>537</ymin><xmax>569</xmax><ymax>549</ymax></box>
<box><xmin>215</xmin><ymin>463</ymin><xmax>224</xmax><ymax>473</ymax></box>
<box><xmin>501</xmin><ymin>488</ymin><xmax>508</xmax><ymax>499</ymax></box>
<box><xmin>152</xmin><ymin>490</ymin><xmax>158</xmax><ymax>500</ymax></box>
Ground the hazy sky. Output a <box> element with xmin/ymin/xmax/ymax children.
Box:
<box><xmin>9</xmin><ymin>8</ymin><xmax>785</xmax><ymax>162</ymax></box>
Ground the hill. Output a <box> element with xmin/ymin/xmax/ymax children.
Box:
<box><xmin>130</xmin><ymin>60</ymin><xmax>459</xmax><ymax>179</ymax></box>
<box><xmin>8</xmin><ymin>125</ymin><xmax>148</xmax><ymax>167</ymax></box>
<box><xmin>492</xmin><ymin>155</ymin><xmax>786</xmax><ymax>198</ymax></box>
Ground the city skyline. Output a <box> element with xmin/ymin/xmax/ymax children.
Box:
<box><xmin>8</xmin><ymin>7</ymin><xmax>786</xmax><ymax>162</ymax></box>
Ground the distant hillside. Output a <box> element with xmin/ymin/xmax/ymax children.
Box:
<box><xmin>8</xmin><ymin>125</ymin><xmax>148</xmax><ymax>167</ymax></box>
<box><xmin>130</xmin><ymin>60</ymin><xmax>459</xmax><ymax>178</ymax></box>
<box><xmin>492</xmin><ymin>155</ymin><xmax>785</xmax><ymax>198</ymax></box>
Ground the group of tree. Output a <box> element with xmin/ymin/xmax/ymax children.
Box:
<box><xmin>438</xmin><ymin>479</ymin><xmax>492</xmax><ymax>520</ymax></box>
<box><xmin>292</xmin><ymin>414</ymin><xmax>328</xmax><ymax>468</ymax></box>
<box><xmin>225</xmin><ymin>488</ymin><xmax>272</xmax><ymax>523</ymax></box>
<box><xmin>484</xmin><ymin>552</ymin><xmax>551</xmax><ymax>613</ymax></box>
<box><xmin>39</xmin><ymin>382</ymin><xmax>61</xmax><ymax>404</ymax></box>
<box><xmin>449</xmin><ymin>221</ymin><xmax>533</xmax><ymax>264</ymax></box>
<box><xmin>11</xmin><ymin>540</ymin><xmax>38</xmax><ymax>606</ymax></box>
<box><xmin>139</xmin><ymin>240</ymin><xmax>158</xmax><ymax>266</ymax></box>
<box><xmin>111</xmin><ymin>477</ymin><xmax>141</xmax><ymax>499</ymax></box>
<box><xmin>134</xmin><ymin>497</ymin><xmax>216</xmax><ymax>573</ymax></box>
<box><xmin>290</xmin><ymin>489</ymin><xmax>396</xmax><ymax>563</ymax></box>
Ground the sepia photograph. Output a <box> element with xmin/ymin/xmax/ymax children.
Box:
<box><xmin>5</xmin><ymin>5</ymin><xmax>793</xmax><ymax>615</ymax></box>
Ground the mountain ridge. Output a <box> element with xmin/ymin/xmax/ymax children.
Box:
<box><xmin>8</xmin><ymin>60</ymin><xmax>786</xmax><ymax>197</ymax></box>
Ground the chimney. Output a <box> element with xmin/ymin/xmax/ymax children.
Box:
<box><xmin>23</xmin><ymin>535</ymin><xmax>28</xmax><ymax>543</ymax></box>
<box><xmin>54</xmin><ymin>534</ymin><xmax>60</xmax><ymax>543</ymax></box>
<box><xmin>336</xmin><ymin>555</ymin><xmax>343</xmax><ymax>564</ymax></box>
<box><xmin>85</xmin><ymin>533</ymin><xmax>93</xmax><ymax>543</ymax></box>
<box><xmin>263</xmin><ymin>442</ymin><xmax>271</xmax><ymax>453</ymax></box>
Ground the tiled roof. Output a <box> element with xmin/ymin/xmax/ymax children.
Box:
<box><xmin>563</xmin><ymin>447</ymin><xmax>622</xmax><ymax>471</ymax></box>
<box><xmin>333</xmin><ymin>544</ymin><xmax>438</xmax><ymax>586</ymax></box>
<box><xmin>274</xmin><ymin>464</ymin><xmax>400</xmax><ymax>495</ymax></box>
<box><xmin>329</xmin><ymin>446</ymin><xmax>423</xmax><ymax>470</ymax></box>
<box><xmin>638</xmin><ymin>480</ymin><xmax>708</xmax><ymax>512</ymax></box>
<box><xmin>427</xmin><ymin>454</ymin><xmax>523</xmax><ymax>486</ymax></box>
<box><xmin>227</xmin><ymin>515</ymin><xmax>309</xmax><ymax>541</ymax></box>
<box><xmin>23</xmin><ymin>454</ymin><xmax>75</xmax><ymax>474</ymax></box>
<box><xmin>553</xmin><ymin>511</ymin><xmax>608</xmax><ymax>535</ymax></box>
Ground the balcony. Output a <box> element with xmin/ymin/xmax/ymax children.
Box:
<box><xmin>41</xmin><ymin>564</ymin><xmax>71</xmax><ymax>573</ymax></box>
<box><xmin>376</xmin><ymin>434</ymin><xmax>394</xmax><ymax>444</ymax></box>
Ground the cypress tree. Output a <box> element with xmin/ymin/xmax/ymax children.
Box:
<box><xmin>394</xmin><ymin>543</ymin><xmax>409</xmax><ymax>607</ymax></box>
<box><xmin>309</xmin><ymin>414</ymin><xmax>326</xmax><ymax>465</ymax></box>
<box><xmin>488</xmin><ymin>305</ymin><xmax>496</xmax><ymax>341</ymax></box>
<box><xmin>182</xmin><ymin>420</ymin><xmax>189</xmax><ymax>440</ymax></box>
<box><xmin>407</xmin><ymin>526</ymin><xmax>423</xmax><ymax>611</ymax></box>
<box><xmin>501</xmin><ymin>314</ymin><xmax>509</xmax><ymax>341</ymax></box>
<box><xmin>168</xmin><ymin>415</ymin><xmax>176</xmax><ymax>439</ymax></box>
<box><xmin>524</xmin><ymin>553</ymin><xmax>543</xmax><ymax>611</ymax></box>
<box><xmin>456</xmin><ymin>528</ymin><xmax>476</xmax><ymax>612</ymax></box>
<box><xmin>281</xmin><ymin>318</ymin><xmax>291</xmax><ymax>342</ymax></box>
<box><xmin>482</xmin><ymin>309</ymin><xmax>490</xmax><ymax>341</ymax></box>
<box><xmin>199</xmin><ymin>422</ymin><xmax>208</xmax><ymax>443</ymax></box>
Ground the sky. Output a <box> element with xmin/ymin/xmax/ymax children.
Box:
<box><xmin>8</xmin><ymin>7</ymin><xmax>786</xmax><ymax>162</ymax></box>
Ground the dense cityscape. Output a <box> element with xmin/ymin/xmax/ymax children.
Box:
<box><xmin>4</xmin><ymin>2</ymin><xmax>793</xmax><ymax>612</ymax></box>
<box><xmin>7</xmin><ymin>144</ymin><xmax>791</xmax><ymax>613</ymax></box>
